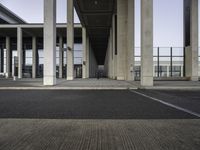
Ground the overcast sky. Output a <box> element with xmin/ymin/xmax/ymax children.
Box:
<box><xmin>0</xmin><ymin>0</ymin><xmax>199</xmax><ymax>47</ymax></box>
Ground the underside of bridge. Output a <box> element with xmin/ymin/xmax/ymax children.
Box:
<box><xmin>75</xmin><ymin>0</ymin><xmax>115</xmax><ymax>65</ymax></box>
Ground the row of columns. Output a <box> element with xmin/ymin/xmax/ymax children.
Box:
<box><xmin>42</xmin><ymin>0</ymin><xmax>198</xmax><ymax>86</ymax></box>
<box><xmin>2</xmin><ymin>33</ymin><xmax>37</xmax><ymax>79</ymax></box>
<box><xmin>107</xmin><ymin>0</ymin><xmax>198</xmax><ymax>86</ymax></box>
<box><xmin>115</xmin><ymin>0</ymin><xmax>153</xmax><ymax>86</ymax></box>
<box><xmin>44</xmin><ymin>0</ymin><xmax>89</xmax><ymax>85</ymax></box>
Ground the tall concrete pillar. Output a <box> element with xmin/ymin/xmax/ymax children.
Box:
<box><xmin>67</xmin><ymin>0</ymin><xmax>74</xmax><ymax>80</ymax></box>
<box><xmin>5</xmin><ymin>36</ymin><xmax>11</xmax><ymax>78</ymax></box>
<box><xmin>184</xmin><ymin>0</ymin><xmax>199</xmax><ymax>81</ymax></box>
<box><xmin>117</xmin><ymin>0</ymin><xmax>128</xmax><ymax>80</ymax></box>
<box><xmin>32</xmin><ymin>36</ymin><xmax>37</xmax><ymax>78</ymax></box>
<box><xmin>108</xmin><ymin>28</ymin><xmax>113</xmax><ymax>78</ymax></box>
<box><xmin>43</xmin><ymin>0</ymin><xmax>56</xmax><ymax>85</ymax></box>
<box><xmin>112</xmin><ymin>15</ymin><xmax>117</xmax><ymax>79</ymax></box>
<box><xmin>141</xmin><ymin>0</ymin><xmax>153</xmax><ymax>86</ymax></box>
<box><xmin>127</xmin><ymin>0</ymin><xmax>134</xmax><ymax>80</ymax></box>
<box><xmin>17</xmin><ymin>27</ymin><xmax>23</xmax><ymax>79</ymax></box>
<box><xmin>59</xmin><ymin>36</ymin><xmax>63</xmax><ymax>78</ymax></box>
<box><xmin>82</xmin><ymin>27</ymin><xmax>89</xmax><ymax>78</ymax></box>
<box><xmin>0</xmin><ymin>44</ymin><xmax>3</xmax><ymax>73</ymax></box>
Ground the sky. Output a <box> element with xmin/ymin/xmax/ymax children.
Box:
<box><xmin>0</xmin><ymin>0</ymin><xmax>199</xmax><ymax>47</ymax></box>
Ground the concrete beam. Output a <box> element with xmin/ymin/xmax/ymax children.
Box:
<box><xmin>43</xmin><ymin>0</ymin><xmax>56</xmax><ymax>85</ymax></box>
<box><xmin>67</xmin><ymin>0</ymin><xmax>74</xmax><ymax>80</ymax></box>
<box><xmin>141</xmin><ymin>0</ymin><xmax>153</xmax><ymax>86</ymax></box>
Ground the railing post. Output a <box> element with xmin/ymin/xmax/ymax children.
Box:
<box><xmin>170</xmin><ymin>47</ymin><xmax>173</xmax><ymax>77</ymax></box>
<box><xmin>157</xmin><ymin>47</ymin><xmax>160</xmax><ymax>77</ymax></box>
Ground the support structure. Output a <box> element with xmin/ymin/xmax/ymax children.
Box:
<box><xmin>67</xmin><ymin>0</ymin><xmax>74</xmax><ymax>80</ymax></box>
<box><xmin>32</xmin><ymin>36</ymin><xmax>37</xmax><ymax>78</ymax></box>
<box><xmin>17</xmin><ymin>27</ymin><xmax>23</xmax><ymax>79</ymax></box>
<box><xmin>59</xmin><ymin>36</ymin><xmax>63</xmax><ymax>79</ymax></box>
<box><xmin>127</xmin><ymin>0</ymin><xmax>134</xmax><ymax>80</ymax></box>
<box><xmin>43</xmin><ymin>0</ymin><xmax>56</xmax><ymax>85</ymax></box>
<box><xmin>116</xmin><ymin>0</ymin><xmax>134</xmax><ymax>81</ymax></box>
<box><xmin>5</xmin><ymin>36</ymin><xmax>11</xmax><ymax>78</ymax></box>
<box><xmin>112</xmin><ymin>15</ymin><xmax>117</xmax><ymax>79</ymax></box>
<box><xmin>0</xmin><ymin>44</ymin><xmax>3</xmax><ymax>73</ymax></box>
<box><xmin>184</xmin><ymin>0</ymin><xmax>199</xmax><ymax>81</ymax></box>
<box><xmin>82</xmin><ymin>27</ymin><xmax>89</xmax><ymax>78</ymax></box>
<box><xmin>141</xmin><ymin>0</ymin><xmax>153</xmax><ymax>86</ymax></box>
<box><xmin>117</xmin><ymin>0</ymin><xmax>128</xmax><ymax>80</ymax></box>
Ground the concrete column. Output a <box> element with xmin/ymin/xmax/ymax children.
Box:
<box><xmin>43</xmin><ymin>0</ymin><xmax>56</xmax><ymax>85</ymax></box>
<box><xmin>185</xmin><ymin>0</ymin><xmax>199</xmax><ymax>81</ymax></box>
<box><xmin>17</xmin><ymin>27</ymin><xmax>23</xmax><ymax>79</ymax></box>
<box><xmin>141</xmin><ymin>0</ymin><xmax>153</xmax><ymax>86</ymax></box>
<box><xmin>112</xmin><ymin>15</ymin><xmax>117</xmax><ymax>79</ymax></box>
<box><xmin>127</xmin><ymin>0</ymin><xmax>134</xmax><ymax>80</ymax></box>
<box><xmin>67</xmin><ymin>0</ymin><xmax>74</xmax><ymax>80</ymax></box>
<box><xmin>108</xmin><ymin>28</ymin><xmax>113</xmax><ymax>78</ymax></box>
<box><xmin>82</xmin><ymin>27</ymin><xmax>89</xmax><ymax>78</ymax></box>
<box><xmin>167</xmin><ymin>65</ymin><xmax>170</xmax><ymax>77</ymax></box>
<box><xmin>59</xmin><ymin>36</ymin><xmax>63</xmax><ymax>78</ymax></box>
<box><xmin>5</xmin><ymin>36</ymin><xmax>11</xmax><ymax>78</ymax></box>
<box><xmin>0</xmin><ymin>44</ymin><xmax>3</xmax><ymax>73</ymax></box>
<box><xmin>86</xmin><ymin>36</ymin><xmax>90</xmax><ymax>77</ymax></box>
<box><xmin>117</xmin><ymin>0</ymin><xmax>128</xmax><ymax>80</ymax></box>
<box><xmin>32</xmin><ymin>36</ymin><xmax>37</xmax><ymax>78</ymax></box>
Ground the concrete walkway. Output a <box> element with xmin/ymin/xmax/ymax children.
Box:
<box><xmin>0</xmin><ymin>78</ymin><xmax>137</xmax><ymax>89</ymax></box>
<box><xmin>0</xmin><ymin>119</ymin><xmax>199</xmax><ymax>150</ymax></box>
<box><xmin>0</xmin><ymin>78</ymin><xmax>200</xmax><ymax>90</ymax></box>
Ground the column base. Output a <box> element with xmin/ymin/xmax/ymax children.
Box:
<box><xmin>43</xmin><ymin>76</ymin><xmax>56</xmax><ymax>85</ymax></box>
<box><xmin>67</xmin><ymin>76</ymin><xmax>74</xmax><ymax>80</ymax></box>
<box><xmin>141</xmin><ymin>76</ymin><xmax>153</xmax><ymax>87</ymax></box>
<box><xmin>117</xmin><ymin>76</ymin><xmax>125</xmax><ymax>80</ymax></box>
<box><xmin>189</xmin><ymin>76</ymin><xmax>199</xmax><ymax>81</ymax></box>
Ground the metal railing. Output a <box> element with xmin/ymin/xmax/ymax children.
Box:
<box><xmin>134</xmin><ymin>47</ymin><xmax>200</xmax><ymax>79</ymax></box>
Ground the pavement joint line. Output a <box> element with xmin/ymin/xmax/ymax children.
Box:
<box><xmin>129</xmin><ymin>90</ymin><xmax>200</xmax><ymax>118</ymax></box>
<box><xmin>0</xmin><ymin>87</ymin><xmax>138</xmax><ymax>90</ymax></box>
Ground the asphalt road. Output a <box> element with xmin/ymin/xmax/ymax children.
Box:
<box><xmin>0</xmin><ymin>90</ymin><xmax>199</xmax><ymax>119</ymax></box>
<box><xmin>0</xmin><ymin>90</ymin><xmax>200</xmax><ymax>150</ymax></box>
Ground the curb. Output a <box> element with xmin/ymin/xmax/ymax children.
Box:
<box><xmin>139</xmin><ymin>86</ymin><xmax>200</xmax><ymax>90</ymax></box>
<box><xmin>0</xmin><ymin>87</ymin><xmax>138</xmax><ymax>90</ymax></box>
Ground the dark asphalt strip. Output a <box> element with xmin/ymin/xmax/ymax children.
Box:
<box><xmin>0</xmin><ymin>90</ymin><xmax>198</xmax><ymax>119</ymax></box>
<box><xmin>129</xmin><ymin>90</ymin><xmax>200</xmax><ymax>118</ymax></box>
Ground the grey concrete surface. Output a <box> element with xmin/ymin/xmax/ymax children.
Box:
<box><xmin>0</xmin><ymin>119</ymin><xmax>199</xmax><ymax>150</ymax></box>
<box><xmin>1</xmin><ymin>78</ymin><xmax>200</xmax><ymax>90</ymax></box>
<box><xmin>0</xmin><ymin>78</ymin><xmax>138</xmax><ymax>89</ymax></box>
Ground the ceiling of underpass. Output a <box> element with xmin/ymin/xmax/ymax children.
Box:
<box><xmin>75</xmin><ymin>0</ymin><xmax>116</xmax><ymax>65</ymax></box>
